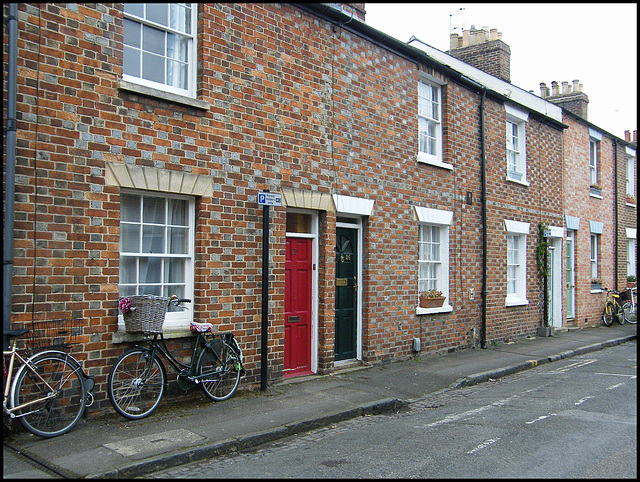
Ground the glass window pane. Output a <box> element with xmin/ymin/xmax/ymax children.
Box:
<box><xmin>139</xmin><ymin>257</ymin><xmax>162</xmax><ymax>284</ymax></box>
<box><xmin>121</xmin><ymin>193</ymin><xmax>140</xmax><ymax>222</ymax></box>
<box><xmin>119</xmin><ymin>285</ymin><xmax>137</xmax><ymax>297</ymax></box>
<box><xmin>168</xmin><ymin>198</ymin><xmax>187</xmax><ymax>226</ymax></box>
<box><xmin>167</xmin><ymin>60</ymin><xmax>187</xmax><ymax>89</ymax></box>
<box><xmin>140</xmin><ymin>285</ymin><xmax>162</xmax><ymax>296</ymax></box>
<box><xmin>123</xmin><ymin>18</ymin><xmax>141</xmax><ymax>48</ymax></box>
<box><xmin>164</xmin><ymin>258</ymin><xmax>185</xmax><ymax>283</ymax></box>
<box><xmin>142</xmin><ymin>52</ymin><xmax>165</xmax><ymax>83</ymax></box>
<box><xmin>143</xmin><ymin>24</ymin><xmax>166</xmax><ymax>56</ymax></box>
<box><xmin>167</xmin><ymin>34</ymin><xmax>188</xmax><ymax>61</ymax></box>
<box><xmin>124</xmin><ymin>3</ymin><xmax>144</xmax><ymax>17</ymax></box>
<box><xmin>168</xmin><ymin>227</ymin><xmax>187</xmax><ymax>254</ymax></box>
<box><xmin>120</xmin><ymin>224</ymin><xmax>140</xmax><ymax>252</ymax></box>
<box><xmin>123</xmin><ymin>46</ymin><xmax>140</xmax><ymax>77</ymax></box>
<box><xmin>146</xmin><ymin>4</ymin><xmax>168</xmax><ymax>27</ymax></box>
<box><xmin>170</xmin><ymin>4</ymin><xmax>191</xmax><ymax>34</ymax></box>
<box><xmin>143</xmin><ymin>196</ymin><xmax>165</xmax><ymax>224</ymax></box>
<box><xmin>119</xmin><ymin>257</ymin><xmax>137</xmax><ymax>284</ymax></box>
<box><xmin>142</xmin><ymin>225</ymin><xmax>165</xmax><ymax>253</ymax></box>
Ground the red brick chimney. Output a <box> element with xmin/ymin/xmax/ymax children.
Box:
<box><xmin>625</xmin><ymin>130</ymin><xmax>637</xmax><ymax>147</ymax></box>
<box><xmin>539</xmin><ymin>79</ymin><xmax>589</xmax><ymax>120</ymax></box>
<box><xmin>448</xmin><ymin>26</ymin><xmax>511</xmax><ymax>82</ymax></box>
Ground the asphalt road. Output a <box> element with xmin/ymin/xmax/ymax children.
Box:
<box><xmin>146</xmin><ymin>341</ymin><xmax>637</xmax><ymax>478</ymax></box>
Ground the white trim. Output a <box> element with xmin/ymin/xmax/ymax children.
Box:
<box><xmin>589</xmin><ymin>128</ymin><xmax>603</xmax><ymax>141</ymax></box>
<box><xmin>332</xmin><ymin>194</ymin><xmax>374</xmax><ymax>216</ymax></box>
<box><xmin>417</xmin><ymin>154</ymin><xmax>454</xmax><ymax>170</ymax></box>
<box><xmin>414</xmin><ymin>206</ymin><xmax>454</xmax><ymax>225</ymax></box>
<box><xmin>505</xmin><ymin>103</ymin><xmax>529</xmax><ymax>122</ymax></box>
<box><xmin>565</xmin><ymin>215</ymin><xmax>580</xmax><ymax>230</ymax></box>
<box><xmin>589</xmin><ymin>221</ymin><xmax>604</xmax><ymax>234</ymax></box>
<box><xmin>547</xmin><ymin>225</ymin><xmax>564</xmax><ymax>238</ymax></box>
<box><xmin>627</xmin><ymin>228</ymin><xmax>637</xmax><ymax>239</ymax></box>
<box><xmin>626</xmin><ymin>146</ymin><xmax>636</xmax><ymax>156</ymax></box>
<box><xmin>504</xmin><ymin>220</ymin><xmax>530</xmax><ymax>234</ymax></box>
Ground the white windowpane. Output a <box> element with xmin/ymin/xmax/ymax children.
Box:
<box><xmin>119</xmin><ymin>257</ymin><xmax>137</xmax><ymax>284</ymax></box>
<box><xmin>164</xmin><ymin>258</ymin><xmax>185</xmax><ymax>283</ymax></box>
<box><xmin>168</xmin><ymin>227</ymin><xmax>188</xmax><ymax>254</ymax></box>
<box><xmin>121</xmin><ymin>193</ymin><xmax>141</xmax><ymax>222</ymax></box>
<box><xmin>123</xmin><ymin>46</ymin><xmax>140</xmax><ymax>77</ymax></box>
<box><xmin>143</xmin><ymin>196</ymin><xmax>165</xmax><ymax>224</ymax></box>
<box><xmin>140</xmin><ymin>257</ymin><xmax>162</xmax><ymax>284</ymax></box>
<box><xmin>123</xmin><ymin>18</ymin><xmax>141</xmax><ymax>48</ymax></box>
<box><xmin>143</xmin><ymin>52</ymin><xmax>165</xmax><ymax>83</ymax></box>
<box><xmin>170</xmin><ymin>4</ymin><xmax>191</xmax><ymax>34</ymax></box>
<box><xmin>124</xmin><ymin>3</ymin><xmax>144</xmax><ymax>17</ymax></box>
<box><xmin>146</xmin><ymin>4</ymin><xmax>168</xmax><ymax>26</ymax></box>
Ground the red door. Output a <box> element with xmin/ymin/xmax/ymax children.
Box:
<box><xmin>284</xmin><ymin>237</ymin><xmax>313</xmax><ymax>377</ymax></box>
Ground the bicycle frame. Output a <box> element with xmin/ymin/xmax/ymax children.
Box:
<box><xmin>3</xmin><ymin>339</ymin><xmax>70</xmax><ymax>419</ymax></box>
<box><xmin>133</xmin><ymin>330</ymin><xmax>239</xmax><ymax>385</ymax></box>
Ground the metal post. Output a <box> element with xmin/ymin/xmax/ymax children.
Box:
<box><xmin>260</xmin><ymin>201</ymin><xmax>269</xmax><ymax>391</ymax></box>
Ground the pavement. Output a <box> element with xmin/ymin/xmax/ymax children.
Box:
<box><xmin>3</xmin><ymin>322</ymin><xmax>636</xmax><ymax>479</ymax></box>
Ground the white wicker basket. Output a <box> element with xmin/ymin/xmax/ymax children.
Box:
<box><xmin>121</xmin><ymin>295</ymin><xmax>170</xmax><ymax>333</ymax></box>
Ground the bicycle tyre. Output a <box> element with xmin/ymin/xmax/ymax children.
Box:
<box><xmin>622</xmin><ymin>301</ymin><xmax>637</xmax><ymax>324</ymax></box>
<box><xmin>197</xmin><ymin>339</ymin><xmax>241</xmax><ymax>402</ymax></box>
<box><xmin>615</xmin><ymin>303</ymin><xmax>625</xmax><ymax>324</ymax></box>
<box><xmin>12</xmin><ymin>352</ymin><xmax>86</xmax><ymax>438</ymax></box>
<box><xmin>602</xmin><ymin>301</ymin><xmax>615</xmax><ymax>326</ymax></box>
<box><xmin>108</xmin><ymin>348</ymin><xmax>166</xmax><ymax>420</ymax></box>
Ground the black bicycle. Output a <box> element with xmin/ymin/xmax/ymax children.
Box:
<box><xmin>107</xmin><ymin>296</ymin><xmax>244</xmax><ymax>420</ymax></box>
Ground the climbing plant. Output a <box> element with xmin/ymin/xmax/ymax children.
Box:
<box><xmin>537</xmin><ymin>221</ymin><xmax>549</xmax><ymax>278</ymax></box>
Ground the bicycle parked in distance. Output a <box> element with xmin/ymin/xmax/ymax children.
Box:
<box><xmin>602</xmin><ymin>285</ymin><xmax>637</xmax><ymax>326</ymax></box>
<box><xmin>3</xmin><ymin>319</ymin><xmax>95</xmax><ymax>438</ymax></box>
<box><xmin>108</xmin><ymin>295</ymin><xmax>245</xmax><ymax>420</ymax></box>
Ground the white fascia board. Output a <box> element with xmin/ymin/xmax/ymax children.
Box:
<box><xmin>407</xmin><ymin>38</ymin><xmax>563</xmax><ymax>125</ymax></box>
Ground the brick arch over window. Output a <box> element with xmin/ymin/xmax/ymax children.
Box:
<box><xmin>105</xmin><ymin>161</ymin><xmax>214</xmax><ymax>197</ymax></box>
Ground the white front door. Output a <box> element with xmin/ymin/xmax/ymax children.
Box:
<box><xmin>548</xmin><ymin>238</ymin><xmax>563</xmax><ymax>328</ymax></box>
<box><xmin>565</xmin><ymin>230</ymin><xmax>576</xmax><ymax>320</ymax></box>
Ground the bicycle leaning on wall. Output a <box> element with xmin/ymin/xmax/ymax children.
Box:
<box><xmin>3</xmin><ymin>319</ymin><xmax>95</xmax><ymax>438</ymax></box>
<box><xmin>108</xmin><ymin>295</ymin><xmax>245</xmax><ymax>420</ymax></box>
<box><xmin>602</xmin><ymin>284</ymin><xmax>637</xmax><ymax>326</ymax></box>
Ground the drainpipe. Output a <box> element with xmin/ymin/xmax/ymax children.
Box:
<box><xmin>613</xmin><ymin>139</ymin><xmax>618</xmax><ymax>292</ymax></box>
<box><xmin>480</xmin><ymin>89</ymin><xmax>488</xmax><ymax>349</ymax></box>
<box><xmin>3</xmin><ymin>3</ymin><xmax>18</xmax><ymax>349</ymax></box>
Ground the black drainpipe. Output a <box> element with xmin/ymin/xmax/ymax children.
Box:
<box><xmin>613</xmin><ymin>139</ymin><xmax>619</xmax><ymax>292</ymax></box>
<box><xmin>480</xmin><ymin>89</ymin><xmax>488</xmax><ymax>349</ymax></box>
<box><xmin>3</xmin><ymin>3</ymin><xmax>18</xmax><ymax>349</ymax></box>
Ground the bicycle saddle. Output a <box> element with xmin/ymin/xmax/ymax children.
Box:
<box><xmin>190</xmin><ymin>321</ymin><xmax>214</xmax><ymax>333</ymax></box>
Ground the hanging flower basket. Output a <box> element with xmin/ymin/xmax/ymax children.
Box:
<box><xmin>419</xmin><ymin>290</ymin><xmax>446</xmax><ymax>308</ymax></box>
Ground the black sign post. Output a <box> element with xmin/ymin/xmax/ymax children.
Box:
<box><xmin>257</xmin><ymin>191</ymin><xmax>282</xmax><ymax>391</ymax></box>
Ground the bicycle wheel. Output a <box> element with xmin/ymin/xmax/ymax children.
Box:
<box><xmin>615</xmin><ymin>303</ymin><xmax>625</xmax><ymax>324</ymax></box>
<box><xmin>622</xmin><ymin>301</ymin><xmax>637</xmax><ymax>324</ymax></box>
<box><xmin>602</xmin><ymin>301</ymin><xmax>615</xmax><ymax>326</ymax></box>
<box><xmin>197</xmin><ymin>339</ymin><xmax>241</xmax><ymax>401</ymax></box>
<box><xmin>108</xmin><ymin>348</ymin><xmax>166</xmax><ymax>419</ymax></box>
<box><xmin>12</xmin><ymin>352</ymin><xmax>86</xmax><ymax>438</ymax></box>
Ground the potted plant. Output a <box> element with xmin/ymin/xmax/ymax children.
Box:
<box><xmin>419</xmin><ymin>288</ymin><xmax>446</xmax><ymax>308</ymax></box>
<box><xmin>628</xmin><ymin>275</ymin><xmax>637</xmax><ymax>289</ymax></box>
<box><xmin>591</xmin><ymin>278</ymin><xmax>602</xmax><ymax>290</ymax></box>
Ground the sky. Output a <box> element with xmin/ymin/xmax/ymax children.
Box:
<box><xmin>364</xmin><ymin>3</ymin><xmax>637</xmax><ymax>140</ymax></box>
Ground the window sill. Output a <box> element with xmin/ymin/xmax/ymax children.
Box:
<box><xmin>112</xmin><ymin>324</ymin><xmax>193</xmax><ymax>343</ymax></box>
<box><xmin>118</xmin><ymin>79</ymin><xmax>210</xmax><ymax>111</ymax></box>
<box><xmin>590</xmin><ymin>288</ymin><xmax>603</xmax><ymax>294</ymax></box>
<box><xmin>417</xmin><ymin>155</ymin><xmax>453</xmax><ymax>171</ymax></box>
<box><xmin>506</xmin><ymin>176</ymin><xmax>530</xmax><ymax>187</ymax></box>
<box><xmin>505</xmin><ymin>297</ymin><xmax>529</xmax><ymax>307</ymax></box>
<box><xmin>589</xmin><ymin>192</ymin><xmax>603</xmax><ymax>200</ymax></box>
<box><xmin>416</xmin><ymin>304</ymin><xmax>453</xmax><ymax>315</ymax></box>
<box><xmin>625</xmin><ymin>202</ymin><xmax>636</xmax><ymax>208</ymax></box>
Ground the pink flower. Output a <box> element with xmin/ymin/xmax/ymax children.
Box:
<box><xmin>119</xmin><ymin>297</ymin><xmax>133</xmax><ymax>314</ymax></box>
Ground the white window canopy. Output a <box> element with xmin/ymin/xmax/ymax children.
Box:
<box><xmin>332</xmin><ymin>194</ymin><xmax>374</xmax><ymax>216</ymax></box>
<box><xmin>589</xmin><ymin>221</ymin><xmax>604</xmax><ymax>234</ymax></box>
<box><xmin>504</xmin><ymin>220</ymin><xmax>530</xmax><ymax>234</ymax></box>
<box><xmin>414</xmin><ymin>206</ymin><xmax>453</xmax><ymax>225</ymax></box>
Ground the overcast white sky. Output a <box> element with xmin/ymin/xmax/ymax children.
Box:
<box><xmin>365</xmin><ymin>3</ymin><xmax>637</xmax><ymax>140</ymax></box>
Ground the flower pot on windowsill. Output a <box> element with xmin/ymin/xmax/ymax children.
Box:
<box><xmin>419</xmin><ymin>295</ymin><xmax>446</xmax><ymax>309</ymax></box>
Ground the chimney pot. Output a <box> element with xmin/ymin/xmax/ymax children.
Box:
<box><xmin>490</xmin><ymin>28</ymin><xmax>498</xmax><ymax>41</ymax></box>
<box><xmin>551</xmin><ymin>81</ymin><xmax>559</xmax><ymax>96</ymax></box>
<box><xmin>625</xmin><ymin>130</ymin><xmax>631</xmax><ymax>142</ymax></box>
<box><xmin>540</xmin><ymin>82</ymin><xmax>548</xmax><ymax>98</ymax></box>
<box><xmin>562</xmin><ymin>81</ymin><xmax>570</xmax><ymax>94</ymax></box>
<box><xmin>572</xmin><ymin>79</ymin><xmax>580</xmax><ymax>92</ymax></box>
<box><xmin>634</xmin><ymin>130</ymin><xmax>637</xmax><ymax>142</ymax></box>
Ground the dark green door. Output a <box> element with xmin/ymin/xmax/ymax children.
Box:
<box><xmin>335</xmin><ymin>227</ymin><xmax>357</xmax><ymax>361</ymax></box>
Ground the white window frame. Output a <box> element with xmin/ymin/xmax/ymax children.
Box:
<box><xmin>505</xmin><ymin>104</ymin><xmax>528</xmax><ymax>185</ymax></box>
<box><xmin>417</xmin><ymin>76</ymin><xmax>451</xmax><ymax>170</ymax></box>
<box><xmin>504</xmin><ymin>220</ymin><xmax>529</xmax><ymax>306</ymax></box>
<box><xmin>626</xmin><ymin>151</ymin><xmax>635</xmax><ymax>199</ymax></box>
<box><xmin>589</xmin><ymin>128</ymin><xmax>602</xmax><ymax>187</ymax></box>
<box><xmin>415</xmin><ymin>206</ymin><xmax>453</xmax><ymax>314</ymax></box>
<box><xmin>627</xmin><ymin>228</ymin><xmax>637</xmax><ymax>279</ymax></box>
<box><xmin>590</xmin><ymin>233</ymin><xmax>599</xmax><ymax>281</ymax></box>
<box><xmin>118</xmin><ymin>190</ymin><xmax>195</xmax><ymax>331</ymax></box>
<box><xmin>122</xmin><ymin>3</ymin><xmax>197</xmax><ymax>98</ymax></box>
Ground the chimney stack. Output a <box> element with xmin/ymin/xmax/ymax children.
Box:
<box><xmin>541</xmin><ymin>79</ymin><xmax>589</xmax><ymax>120</ymax></box>
<box><xmin>448</xmin><ymin>26</ymin><xmax>511</xmax><ymax>82</ymax></box>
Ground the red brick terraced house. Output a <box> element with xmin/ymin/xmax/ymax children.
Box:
<box><xmin>2</xmin><ymin>3</ymin><xmax>634</xmax><ymax>413</ymax></box>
